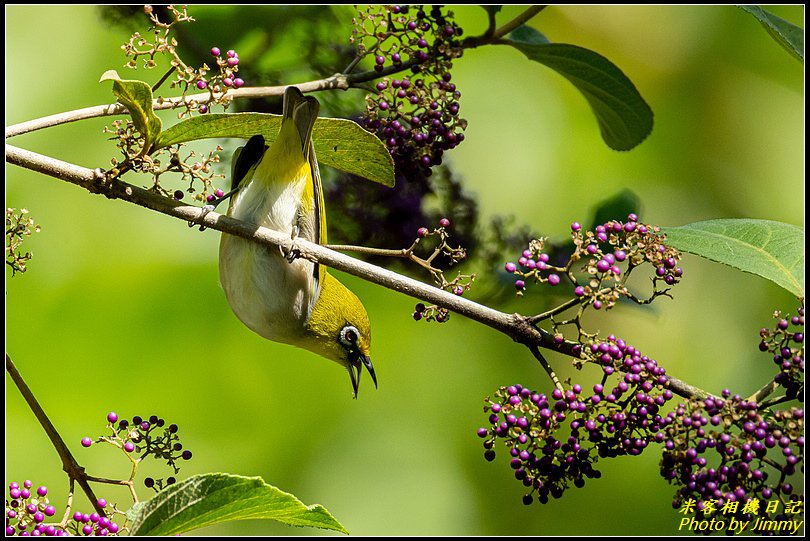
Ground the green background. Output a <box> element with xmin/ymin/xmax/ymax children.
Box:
<box><xmin>5</xmin><ymin>5</ymin><xmax>804</xmax><ymax>536</ymax></box>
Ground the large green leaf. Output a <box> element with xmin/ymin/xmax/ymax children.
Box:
<box><xmin>99</xmin><ymin>70</ymin><xmax>162</xmax><ymax>149</ymax></box>
<box><xmin>739</xmin><ymin>5</ymin><xmax>804</xmax><ymax>63</ymax></box>
<box><xmin>155</xmin><ymin>112</ymin><xmax>395</xmax><ymax>187</ymax></box>
<box><xmin>126</xmin><ymin>473</ymin><xmax>348</xmax><ymax>536</ymax></box>
<box><xmin>661</xmin><ymin>219</ymin><xmax>804</xmax><ymax>297</ymax></box>
<box><xmin>505</xmin><ymin>25</ymin><xmax>653</xmax><ymax>151</ymax></box>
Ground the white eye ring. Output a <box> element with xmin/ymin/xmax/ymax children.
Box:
<box><xmin>339</xmin><ymin>325</ymin><xmax>360</xmax><ymax>347</ymax></box>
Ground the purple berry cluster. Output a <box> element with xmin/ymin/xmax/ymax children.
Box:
<box><xmin>478</xmin><ymin>341</ymin><xmax>674</xmax><ymax>504</ymax></box>
<box><xmin>5</xmin><ymin>481</ymin><xmax>63</xmax><ymax>536</ymax></box>
<box><xmin>503</xmin><ymin>237</ymin><xmax>562</xmax><ymax>296</ymax></box>
<box><xmin>81</xmin><ymin>412</ymin><xmax>192</xmax><ymax>491</ymax></box>
<box><xmin>659</xmin><ymin>392</ymin><xmax>804</xmax><ymax>530</ymax></box>
<box><xmin>758</xmin><ymin>304</ymin><xmax>804</xmax><ymax>400</ymax></box>
<box><xmin>408</xmin><ymin>217</ymin><xmax>475</xmax><ymax>322</ymax></box>
<box><xmin>195</xmin><ymin>46</ymin><xmax>245</xmax><ymax>115</ymax></box>
<box><xmin>505</xmin><ymin>214</ymin><xmax>683</xmax><ymax>309</ymax></box>
<box><xmin>67</xmin><ymin>499</ymin><xmax>121</xmax><ymax>537</ymax></box>
<box><xmin>354</xmin><ymin>5</ymin><xmax>466</xmax><ymax>179</ymax></box>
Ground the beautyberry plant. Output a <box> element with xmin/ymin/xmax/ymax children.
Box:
<box><xmin>353</xmin><ymin>5</ymin><xmax>467</xmax><ymax>180</ymax></box>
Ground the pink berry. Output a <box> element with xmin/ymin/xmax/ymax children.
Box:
<box><xmin>439</xmin><ymin>218</ymin><xmax>450</xmax><ymax>227</ymax></box>
<box><xmin>210</xmin><ymin>47</ymin><xmax>221</xmax><ymax>57</ymax></box>
<box><xmin>196</xmin><ymin>80</ymin><xmax>207</xmax><ymax>90</ymax></box>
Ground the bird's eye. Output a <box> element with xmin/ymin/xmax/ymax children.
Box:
<box><xmin>339</xmin><ymin>325</ymin><xmax>359</xmax><ymax>347</ymax></box>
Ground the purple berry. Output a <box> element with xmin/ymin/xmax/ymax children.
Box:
<box><xmin>215</xmin><ymin>188</ymin><xmax>225</xmax><ymax>198</ymax></box>
<box><xmin>571</xmin><ymin>222</ymin><xmax>582</xmax><ymax>232</ymax></box>
<box><xmin>37</xmin><ymin>486</ymin><xmax>47</xmax><ymax>497</ymax></box>
<box><xmin>505</xmin><ymin>262</ymin><xmax>517</xmax><ymax>273</ymax></box>
<box><xmin>223</xmin><ymin>77</ymin><xmax>234</xmax><ymax>87</ymax></box>
<box><xmin>417</xmin><ymin>227</ymin><xmax>428</xmax><ymax>238</ymax></box>
<box><xmin>97</xmin><ymin>498</ymin><xmax>107</xmax><ymax>509</ymax></box>
<box><xmin>515</xmin><ymin>280</ymin><xmax>525</xmax><ymax>290</ymax></box>
<box><xmin>226</xmin><ymin>56</ymin><xmax>239</xmax><ymax>67</ymax></box>
<box><xmin>233</xmin><ymin>78</ymin><xmax>245</xmax><ymax>88</ymax></box>
<box><xmin>196</xmin><ymin>80</ymin><xmax>207</xmax><ymax>90</ymax></box>
<box><xmin>548</xmin><ymin>274</ymin><xmax>560</xmax><ymax>286</ymax></box>
<box><xmin>596</xmin><ymin>259</ymin><xmax>611</xmax><ymax>273</ymax></box>
<box><xmin>574</xmin><ymin>286</ymin><xmax>586</xmax><ymax>297</ymax></box>
<box><xmin>439</xmin><ymin>218</ymin><xmax>450</xmax><ymax>227</ymax></box>
<box><xmin>226</xmin><ymin>49</ymin><xmax>237</xmax><ymax>58</ymax></box>
<box><xmin>210</xmin><ymin>47</ymin><xmax>221</xmax><ymax>57</ymax></box>
<box><xmin>107</xmin><ymin>412</ymin><xmax>118</xmax><ymax>423</ymax></box>
<box><xmin>124</xmin><ymin>442</ymin><xmax>135</xmax><ymax>453</ymax></box>
<box><xmin>173</xmin><ymin>190</ymin><xmax>184</xmax><ymax>201</ymax></box>
<box><xmin>81</xmin><ymin>437</ymin><xmax>93</xmax><ymax>448</ymax></box>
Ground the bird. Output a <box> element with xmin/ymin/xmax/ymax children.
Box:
<box><xmin>218</xmin><ymin>86</ymin><xmax>376</xmax><ymax>397</ymax></box>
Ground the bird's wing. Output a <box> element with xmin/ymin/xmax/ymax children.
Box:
<box><xmin>230</xmin><ymin>134</ymin><xmax>267</xmax><ymax>192</ymax></box>
<box><xmin>309</xmin><ymin>139</ymin><xmax>327</xmax><ymax>286</ymax></box>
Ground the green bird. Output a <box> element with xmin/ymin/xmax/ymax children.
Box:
<box><xmin>218</xmin><ymin>87</ymin><xmax>376</xmax><ymax>397</ymax></box>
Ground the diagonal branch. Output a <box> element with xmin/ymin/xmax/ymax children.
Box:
<box><xmin>5</xmin><ymin>143</ymin><xmax>708</xmax><ymax>400</ymax></box>
<box><xmin>6</xmin><ymin>354</ymin><xmax>107</xmax><ymax>516</ymax></box>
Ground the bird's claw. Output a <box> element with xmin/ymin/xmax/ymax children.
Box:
<box><xmin>280</xmin><ymin>223</ymin><xmax>302</xmax><ymax>263</ymax></box>
<box><xmin>188</xmin><ymin>204</ymin><xmax>216</xmax><ymax>231</ymax></box>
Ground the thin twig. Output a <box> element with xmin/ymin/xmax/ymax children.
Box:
<box><xmin>5</xmin><ymin>354</ymin><xmax>107</xmax><ymax>516</ymax></box>
<box><xmin>748</xmin><ymin>380</ymin><xmax>780</xmax><ymax>404</ymax></box>
<box><xmin>529</xmin><ymin>345</ymin><xmax>564</xmax><ymax>392</ymax></box>
<box><xmin>5</xmin><ymin>7</ymin><xmax>545</xmax><ymax>140</ymax></box>
<box><xmin>492</xmin><ymin>6</ymin><xmax>547</xmax><ymax>39</ymax></box>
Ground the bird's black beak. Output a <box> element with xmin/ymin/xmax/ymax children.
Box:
<box><xmin>348</xmin><ymin>352</ymin><xmax>377</xmax><ymax>399</ymax></box>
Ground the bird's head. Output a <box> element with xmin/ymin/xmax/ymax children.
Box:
<box><xmin>304</xmin><ymin>272</ymin><xmax>375</xmax><ymax>397</ymax></box>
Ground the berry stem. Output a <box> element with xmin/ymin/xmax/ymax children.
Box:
<box><xmin>527</xmin><ymin>297</ymin><xmax>582</xmax><ymax>325</ymax></box>
<box><xmin>528</xmin><ymin>345</ymin><xmax>564</xmax><ymax>392</ymax></box>
<box><xmin>5</xmin><ymin>354</ymin><xmax>108</xmax><ymax>517</ymax></box>
<box><xmin>747</xmin><ymin>379</ymin><xmax>779</xmax><ymax>404</ymax></box>
<box><xmin>151</xmin><ymin>66</ymin><xmax>177</xmax><ymax>93</ymax></box>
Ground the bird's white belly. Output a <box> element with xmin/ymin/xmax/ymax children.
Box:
<box><xmin>219</xmin><ymin>177</ymin><xmax>317</xmax><ymax>343</ymax></box>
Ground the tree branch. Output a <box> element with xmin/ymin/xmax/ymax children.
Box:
<box><xmin>4</xmin><ymin>65</ymin><xmax>411</xmax><ymax>139</ymax></box>
<box><xmin>6</xmin><ymin>353</ymin><xmax>107</xmax><ymax>516</ymax></box>
<box><xmin>6</xmin><ymin>143</ymin><xmax>710</xmax><ymax>400</ymax></box>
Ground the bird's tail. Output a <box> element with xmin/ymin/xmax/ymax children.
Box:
<box><xmin>282</xmin><ymin>87</ymin><xmax>320</xmax><ymax>156</ymax></box>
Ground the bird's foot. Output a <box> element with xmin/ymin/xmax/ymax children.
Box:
<box><xmin>188</xmin><ymin>204</ymin><xmax>216</xmax><ymax>231</ymax></box>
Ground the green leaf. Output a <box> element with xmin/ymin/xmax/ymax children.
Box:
<box><xmin>99</xmin><ymin>70</ymin><xmax>162</xmax><ymax>149</ymax></box>
<box><xmin>509</xmin><ymin>24</ymin><xmax>550</xmax><ymax>45</ymax></box>
<box><xmin>126</xmin><ymin>473</ymin><xmax>349</xmax><ymax>536</ymax></box>
<box><xmin>589</xmin><ymin>189</ymin><xmax>641</xmax><ymax>231</ymax></box>
<box><xmin>155</xmin><ymin>112</ymin><xmax>395</xmax><ymax>187</ymax></box>
<box><xmin>661</xmin><ymin>219</ymin><xmax>804</xmax><ymax>297</ymax></box>
<box><xmin>739</xmin><ymin>5</ymin><xmax>804</xmax><ymax>63</ymax></box>
<box><xmin>505</xmin><ymin>27</ymin><xmax>653</xmax><ymax>150</ymax></box>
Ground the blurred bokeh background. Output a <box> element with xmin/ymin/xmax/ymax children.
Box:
<box><xmin>6</xmin><ymin>5</ymin><xmax>803</xmax><ymax>536</ymax></box>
